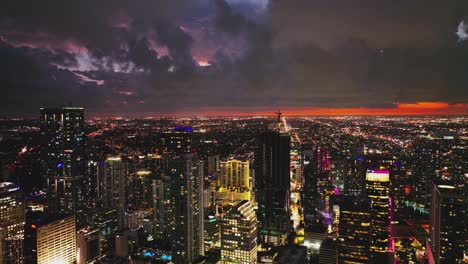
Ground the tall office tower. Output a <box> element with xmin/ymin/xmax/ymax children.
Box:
<box><xmin>127</xmin><ymin>170</ymin><xmax>152</xmax><ymax>210</ymax></box>
<box><xmin>302</xmin><ymin>144</ymin><xmax>318</xmax><ymax>222</ymax></box>
<box><xmin>429</xmin><ymin>182</ymin><xmax>466</xmax><ymax>263</ymax></box>
<box><xmin>36</xmin><ymin>215</ymin><xmax>76</xmax><ymax>264</ymax></box>
<box><xmin>170</xmin><ymin>153</ymin><xmax>204</xmax><ymax>263</ymax></box>
<box><xmin>315</xmin><ymin>146</ymin><xmax>332</xmax><ymax>209</ymax></box>
<box><xmin>344</xmin><ymin>156</ymin><xmax>366</xmax><ymax>197</ymax></box>
<box><xmin>255</xmin><ymin>131</ymin><xmax>291</xmax><ymax>246</ymax></box>
<box><xmin>220</xmin><ymin>200</ymin><xmax>257</xmax><ymax>264</ymax></box>
<box><xmin>83</xmin><ymin>160</ymin><xmax>105</xmax><ymax>211</ymax></box>
<box><xmin>411</xmin><ymin>139</ymin><xmax>440</xmax><ymax>210</ymax></box>
<box><xmin>338</xmin><ymin>196</ymin><xmax>371</xmax><ymax>263</ymax></box>
<box><xmin>39</xmin><ymin>108</ymin><xmax>62</xmax><ymax>189</ymax></box>
<box><xmin>103</xmin><ymin>156</ymin><xmax>127</xmax><ymax>230</ymax></box>
<box><xmin>389</xmin><ymin>161</ymin><xmax>410</xmax><ymax>222</ymax></box>
<box><xmin>219</xmin><ymin>160</ymin><xmax>250</xmax><ymax>190</ymax></box>
<box><xmin>40</xmin><ymin>107</ymin><xmax>85</xmax><ymax>224</ymax></box>
<box><xmin>152</xmin><ymin>175</ymin><xmax>172</xmax><ymax>240</ymax></box>
<box><xmin>0</xmin><ymin>183</ymin><xmax>25</xmax><ymax>264</ymax></box>
<box><xmin>365</xmin><ymin>170</ymin><xmax>391</xmax><ymax>261</ymax></box>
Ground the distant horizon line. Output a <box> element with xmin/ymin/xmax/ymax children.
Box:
<box><xmin>2</xmin><ymin>101</ymin><xmax>468</xmax><ymax>118</ymax></box>
<box><xmin>2</xmin><ymin>113</ymin><xmax>467</xmax><ymax>120</ymax></box>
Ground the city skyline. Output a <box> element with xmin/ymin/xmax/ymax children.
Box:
<box><xmin>0</xmin><ymin>1</ymin><xmax>467</xmax><ymax>263</ymax></box>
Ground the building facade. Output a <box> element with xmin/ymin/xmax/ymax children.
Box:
<box><xmin>255</xmin><ymin>131</ymin><xmax>291</xmax><ymax>246</ymax></box>
<box><xmin>220</xmin><ymin>200</ymin><xmax>257</xmax><ymax>264</ymax></box>
<box><xmin>0</xmin><ymin>182</ymin><xmax>25</xmax><ymax>264</ymax></box>
<box><xmin>36</xmin><ymin>215</ymin><xmax>76</xmax><ymax>264</ymax></box>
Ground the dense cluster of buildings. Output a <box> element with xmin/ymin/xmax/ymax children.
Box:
<box><xmin>0</xmin><ymin>108</ymin><xmax>466</xmax><ymax>263</ymax></box>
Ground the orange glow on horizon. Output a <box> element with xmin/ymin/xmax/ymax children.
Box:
<box><xmin>90</xmin><ymin>102</ymin><xmax>468</xmax><ymax>117</ymax></box>
<box><xmin>195</xmin><ymin>102</ymin><xmax>468</xmax><ymax>116</ymax></box>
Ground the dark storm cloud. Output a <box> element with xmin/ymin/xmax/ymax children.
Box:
<box><xmin>268</xmin><ymin>0</ymin><xmax>468</xmax><ymax>49</ymax></box>
<box><xmin>0</xmin><ymin>0</ymin><xmax>467</xmax><ymax>116</ymax></box>
<box><xmin>0</xmin><ymin>42</ymin><xmax>109</xmax><ymax>113</ymax></box>
<box><xmin>154</xmin><ymin>21</ymin><xmax>196</xmax><ymax>69</ymax></box>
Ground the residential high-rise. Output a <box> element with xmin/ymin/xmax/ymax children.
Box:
<box><xmin>102</xmin><ymin>156</ymin><xmax>126</xmax><ymax>230</ymax></box>
<box><xmin>40</xmin><ymin>107</ymin><xmax>85</xmax><ymax>224</ymax></box>
<box><xmin>338</xmin><ymin>196</ymin><xmax>371</xmax><ymax>263</ymax></box>
<box><xmin>0</xmin><ymin>182</ymin><xmax>25</xmax><ymax>264</ymax></box>
<box><xmin>219</xmin><ymin>159</ymin><xmax>250</xmax><ymax>190</ymax></box>
<box><xmin>127</xmin><ymin>169</ymin><xmax>152</xmax><ymax>210</ymax></box>
<box><xmin>36</xmin><ymin>215</ymin><xmax>77</xmax><ymax>264</ymax></box>
<box><xmin>220</xmin><ymin>200</ymin><xmax>257</xmax><ymax>264</ymax></box>
<box><xmin>170</xmin><ymin>153</ymin><xmax>204</xmax><ymax>263</ymax></box>
<box><xmin>255</xmin><ymin>131</ymin><xmax>290</xmax><ymax>246</ymax></box>
<box><xmin>216</xmin><ymin>159</ymin><xmax>251</xmax><ymax>201</ymax></box>
<box><xmin>365</xmin><ymin>169</ymin><xmax>391</xmax><ymax>261</ymax></box>
<box><xmin>429</xmin><ymin>181</ymin><xmax>466</xmax><ymax>263</ymax></box>
<box><xmin>152</xmin><ymin>175</ymin><xmax>172</xmax><ymax>240</ymax></box>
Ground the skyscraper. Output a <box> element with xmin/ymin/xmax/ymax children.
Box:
<box><xmin>338</xmin><ymin>196</ymin><xmax>371</xmax><ymax>263</ymax></box>
<box><xmin>40</xmin><ymin>107</ymin><xmax>85</xmax><ymax>224</ymax></box>
<box><xmin>219</xmin><ymin>159</ymin><xmax>250</xmax><ymax>190</ymax></box>
<box><xmin>36</xmin><ymin>215</ymin><xmax>77</xmax><ymax>264</ymax></box>
<box><xmin>169</xmin><ymin>153</ymin><xmax>204</xmax><ymax>263</ymax></box>
<box><xmin>255</xmin><ymin>131</ymin><xmax>291</xmax><ymax>246</ymax></box>
<box><xmin>152</xmin><ymin>175</ymin><xmax>172</xmax><ymax>240</ymax></box>
<box><xmin>102</xmin><ymin>156</ymin><xmax>126</xmax><ymax>230</ymax></box>
<box><xmin>220</xmin><ymin>200</ymin><xmax>257</xmax><ymax>264</ymax></box>
<box><xmin>0</xmin><ymin>182</ymin><xmax>25</xmax><ymax>264</ymax></box>
<box><xmin>365</xmin><ymin>169</ymin><xmax>392</xmax><ymax>261</ymax></box>
<box><xmin>429</xmin><ymin>181</ymin><xmax>466</xmax><ymax>263</ymax></box>
<box><xmin>216</xmin><ymin>159</ymin><xmax>251</xmax><ymax>201</ymax></box>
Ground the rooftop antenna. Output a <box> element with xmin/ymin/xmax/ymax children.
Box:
<box><xmin>275</xmin><ymin>109</ymin><xmax>282</xmax><ymax>129</ymax></box>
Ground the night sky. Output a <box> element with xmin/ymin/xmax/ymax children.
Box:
<box><xmin>1</xmin><ymin>0</ymin><xmax>468</xmax><ymax>116</ymax></box>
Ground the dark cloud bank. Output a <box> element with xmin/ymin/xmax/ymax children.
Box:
<box><xmin>0</xmin><ymin>0</ymin><xmax>468</xmax><ymax>116</ymax></box>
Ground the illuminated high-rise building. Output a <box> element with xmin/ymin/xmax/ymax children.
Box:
<box><xmin>338</xmin><ymin>196</ymin><xmax>371</xmax><ymax>263</ymax></box>
<box><xmin>216</xmin><ymin>159</ymin><xmax>251</xmax><ymax>201</ymax></box>
<box><xmin>389</xmin><ymin>161</ymin><xmax>410</xmax><ymax>222</ymax></box>
<box><xmin>365</xmin><ymin>169</ymin><xmax>392</xmax><ymax>261</ymax></box>
<box><xmin>169</xmin><ymin>153</ymin><xmax>204</xmax><ymax>263</ymax></box>
<box><xmin>219</xmin><ymin>159</ymin><xmax>250</xmax><ymax>190</ymax></box>
<box><xmin>102</xmin><ymin>156</ymin><xmax>126</xmax><ymax>230</ymax></box>
<box><xmin>220</xmin><ymin>200</ymin><xmax>257</xmax><ymax>264</ymax></box>
<box><xmin>429</xmin><ymin>181</ymin><xmax>466</xmax><ymax>263</ymax></box>
<box><xmin>36</xmin><ymin>215</ymin><xmax>76</xmax><ymax>264</ymax></box>
<box><xmin>152</xmin><ymin>175</ymin><xmax>172</xmax><ymax>240</ymax></box>
<box><xmin>40</xmin><ymin>107</ymin><xmax>85</xmax><ymax>224</ymax></box>
<box><xmin>255</xmin><ymin>131</ymin><xmax>290</xmax><ymax>246</ymax></box>
<box><xmin>0</xmin><ymin>182</ymin><xmax>25</xmax><ymax>264</ymax></box>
